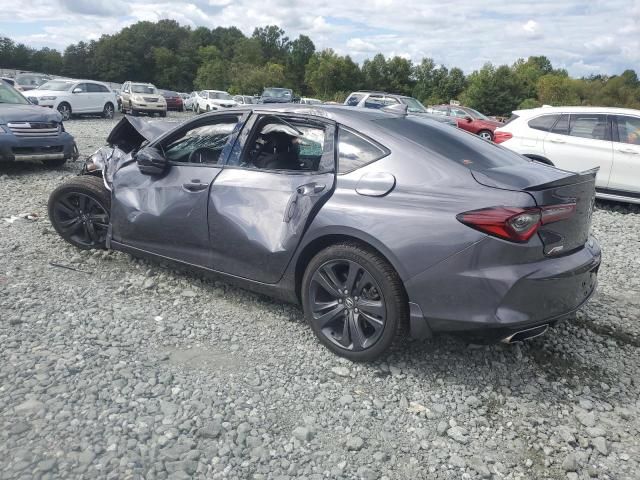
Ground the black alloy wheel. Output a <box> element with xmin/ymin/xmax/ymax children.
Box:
<box><xmin>48</xmin><ymin>176</ymin><xmax>111</xmax><ymax>249</ymax></box>
<box><xmin>303</xmin><ymin>243</ymin><xmax>408</xmax><ymax>361</ymax></box>
<box><xmin>309</xmin><ymin>259</ymin><xmax>386</xmax><ymax>351</ymax></box>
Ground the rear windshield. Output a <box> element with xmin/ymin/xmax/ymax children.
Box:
<box><xmin>374</xmin><ymin>116</ymin><xmax>528</xmax><ymax>171</ymax></box>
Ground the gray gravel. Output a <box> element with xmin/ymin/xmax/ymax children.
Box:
<box><xmin>1</xmin><ymin>112</ymin><xmax>639</xmax><ymax>479</ymax></box>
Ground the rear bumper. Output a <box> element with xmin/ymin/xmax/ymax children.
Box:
<box><xmin>0</xmin><ymin>132</ymin><xmax>75</xmax><ymax>162</ymax></box>
<box><xmin>404</xmin><ymin>236</ymin><xmax>601</xmax><ymax>337</ymax></box>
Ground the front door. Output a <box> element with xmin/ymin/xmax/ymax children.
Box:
<box><xmin>610</xmin><ymin>115</ymin><xmax>640</xmax><ymax>195</ymax></box>
<box><xmin>543</xmin><ymin>113</ymin><xmax>613</xmax><ymax>189</ymax></box>
<box><xmin>110</xmin><ymin>113</ymin><xmax>246</xmax><ymax>265</ymax></box>
<box><xmin>72</xmin><ymin>83</ymin><xmax>92</xmax><ymax>113</ymax></box>
<box><xmin>208</xmin><ymin>113</ymin><xmax>336</xmax><ymax>283</ymax></box>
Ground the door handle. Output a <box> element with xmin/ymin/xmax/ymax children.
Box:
<box><xmin>548</xmin><ymin>138</ymin><xmax>565</xmax><ymax>143</ymax></box>
<box><xmin>182</xmin><ymin>181</ymin><xmax>209</xmax><ymax>192</ymax></box>
<box><xmin>617</xmin><ymin>148</ymin><xmax>639</xmax><ymax>155</ymax></box>
<box><xmin>296</xmin><ymin>182</ymin><xmax>326</xmax><ymax>195</ymax></box>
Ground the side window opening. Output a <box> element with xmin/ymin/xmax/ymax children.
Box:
<box><xmin>238</xmin><ymin>116</ymin><xmax>333</xmax><ymax>173</ymax></box>
<box><xmin>337</xmin><ymin>127</ymin><xmax>388</xmax><ymax>174</ymax></box>
<box><xmin>616</xmin><ymin>116</ymin><xmax>640</xmax><ymax>145</ymax></box>
<box><xmin>551</xmin><ymin>114</ymin><xmax>570</xmax><ymax>135</ymax></box>
<box><xmin>162</xmin><ymin>115</ymin><xmax>241</xmax><ymax>165</ymax></box>
<box><xmin>569</xmin><ymin>114</ymin><xmax>609</xmax><ymax>141</ymax></box>
<box><xmin>528</xmin><ymin>114</ymin><xmax>559</xmax><ymax>132</ymax></box>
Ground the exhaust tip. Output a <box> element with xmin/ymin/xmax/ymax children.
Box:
<box><xmin>502</xmin><ymin>324</ymin><xmax>549</xmax><ymax>344</ymax></box>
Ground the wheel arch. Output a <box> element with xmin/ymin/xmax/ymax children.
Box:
<box><xmin>293</xmin><ymin>228</ymin><xmax>407</xmax><ymax>303</ymax></box>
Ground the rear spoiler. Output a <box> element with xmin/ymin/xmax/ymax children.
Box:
<box><xmin>524</xmin><ymin>167</ymin><xmax>599</xmax><ymax>191</ymax></box>
<box><xmin>471</xmin><ymin>163</ymin><xmax>599</xmax><ymax>192</ymax></box>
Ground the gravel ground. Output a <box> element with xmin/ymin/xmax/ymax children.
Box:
<box><xmin>1</xmin><ymin>112</ymin><xmax>639</xmax><ymax>480</ymax></box>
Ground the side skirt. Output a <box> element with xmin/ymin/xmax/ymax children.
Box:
<box><xmin>596</xmin><ymin>187</ymin><xmax>640</xmax><ymax>205</ymax></box>
<box><xmin>109</xmin><ymin>240</ymin><xmax>299</xmax><ymax>304</ymax></box>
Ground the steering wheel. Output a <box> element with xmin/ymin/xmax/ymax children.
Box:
<box><xmin>188</xmin><ymin>147</ymin><xmax>218</xmax><ymax>164</ymax></box>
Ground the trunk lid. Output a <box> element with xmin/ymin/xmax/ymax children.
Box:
<box><xmin>472</xmin><ymin>163</ymin><xmax>597</xmax><ymax>255</ymax></box>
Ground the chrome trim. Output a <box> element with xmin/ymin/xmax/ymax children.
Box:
<box><xmin>501</xmin><ymin>324</ymin><xmax>549</xmax><ymax>344</ymax></box>
<box><xmin>7</xmin><ymin>121</ymin><xmax>60</xmax><ymax>137</ymax></box>
<box><xmin>13</xmin><ymin>153</ymin><xmax>65</xmax><ymax>161</ymax></box>
<box><xmin>596</xmin><ymin>192</ymin><xmax>640</xmax><ymax>205</ymax></box>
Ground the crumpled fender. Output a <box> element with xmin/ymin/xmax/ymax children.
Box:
<box><xmin>82</xmin><ymin>115</ymin><xmax>179</xmax><ymax>190</ymax></box>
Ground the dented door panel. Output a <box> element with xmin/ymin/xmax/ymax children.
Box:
<box><xmin>111</xmin><ymin>162</ymin><xmax>222</xmax><ymax>265</ymax></box>
<box><xmin>208</xmin><ymin>168</ymin><xmax>334</xmax><ymax>283</ymax></box>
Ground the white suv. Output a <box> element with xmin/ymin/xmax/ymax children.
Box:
<box><xmin>495</xmin><ymin>106</ymin><xmax>640</xmax><ymax>204</ymax></box>
<box><xmin>28</xmin><ymin>79</ymin><xmax>117</xmax><ymax>120</ymax></box>
<box><xmin>196</xmin><ymin>90</ymin><xmax>237</xmax><ymax>113</ymax></box>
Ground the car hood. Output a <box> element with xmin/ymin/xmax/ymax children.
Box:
<box><xmin>27</xmin><ymin>89</ymin><xmax>64</xmax><ymax>98</ymax></box>
<box><xmin>85</xmin><ymin>115</ymin><xmax>181</xmax><ymax>190</ymax></box>
<box><xmin>0</xmin><ymin>103</ymin><xmax>62</xmax><ymax>124</ymax></box>
<box><xmin>106</xmin><ymin>115</ymin><xmax>177</xmax><ymax>150</ymax></box>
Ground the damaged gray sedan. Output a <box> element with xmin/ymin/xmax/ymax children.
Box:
<box><xmin>48</xmin><ymin>105</ymin><xmax>601</xmax><ymax>360</ymax></box>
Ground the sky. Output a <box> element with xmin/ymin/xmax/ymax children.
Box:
<box><xmin>1</xmin><ymin>0</ymin><xmax>639</xmax><ymax>77</ymax></box>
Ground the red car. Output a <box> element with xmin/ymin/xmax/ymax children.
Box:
<box><xmin>429</xmin><ymin>105</ymin><xmax>502</xmax><ymax>141</ymax></box>
<box><xmin>159</xmin><ymin>90</ymin><xmax>184</xmax><ymax>112</ymax></box>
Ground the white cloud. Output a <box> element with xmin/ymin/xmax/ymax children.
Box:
<box><xmin>1</xmin><ymin>0</ymin><xmax>637</xmax><ymax>76</ymax></box>
<box><xmin>346</xmin><ymin>38</ymin><xmax>377</xmax><ymax>53</ymax></box>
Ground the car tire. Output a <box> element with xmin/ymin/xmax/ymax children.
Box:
<box><xmin>57</xmin><ymin>102</ymin><xmax>72</xmax><ymax>121</ymax></box>
<box><xmin>302</xmin><ymin>242</ymin><xmax>408</xmax><ymax>361</ymax></box>
<box><xmin>160</xmin><ymin>111</ymin><xmax>167</xmax><ymax>117</ymax></box>
<box><xmin>48</xmin><ymin>175</ymin><xmax>111</xmax><ymax>250</ymax></box>
<box><xmin>131</xmin><ymin>109</ymin><xmax>139</xmax><ymax>116</ymax></box>
<box><xmin>206</xmin><ymin>105</ymin><xmax>210</xmax><ymax>112</ymax></box>
<box><xmin>42</xmin><ymin>158</ymin><xmax>67</xmax><ymax>167</ymax></box>
<box><xmin>478</xmin><ymin>130</ymin><xmax>493</xmax><ymax>141</ymax></box>
<box><xmin>102</xmin><ymin>102</ymin><xmax>115</xmax><ymax>119</ymax></box>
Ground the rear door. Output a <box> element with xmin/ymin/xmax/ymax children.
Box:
<box><xmin>208</xmin><ymin>112</ymin><xmax>336</xmax><ymax>283</ymax></box>
<box><xmin>610</xmin><ymin>115</ymin><xmax>640</xmax><ymax>197</ymax></box>
<box><xmin>543</xmin><ymin>113</ymin><xmax>613</xmax><ymax>189</ymax></box>
<box><xmin>110</xmin><ymin>113</ymin><xmax>247</xmax><ymax>265</ymax></box>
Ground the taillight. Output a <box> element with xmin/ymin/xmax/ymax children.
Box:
<box><xmin>493</xmin><ymin>131</ymin><xmax>513</xmax><ymax>144</ymax></box>
<box><xmin>457</xmin><ymin>203</ymin><xmax>576</xmax><ymax>243</ymax></box>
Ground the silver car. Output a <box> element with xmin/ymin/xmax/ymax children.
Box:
<box><xmin>48</xmin><ymin>105</ymin><xmax>601</xmax><ymax>360</ymax></box>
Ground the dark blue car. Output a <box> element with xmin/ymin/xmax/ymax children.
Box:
<box><xmin>0</xmin><ymin>80</ymin><xmax>75</xmax><ymax>167</ymax></box>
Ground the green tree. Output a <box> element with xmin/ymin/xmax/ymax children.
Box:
<box><xmin>305</xmin><ymin>49</ymin><xmax>362</xmax><ymax>98</ymax></box>
<box><xmin>461</xmin><ymin>63</ymin><xmax>522</xmax><ymax>115</ymax></box>
<box><xmin>536</xmin><ymin>74</ymin><xmax>580</xmax><ymax>105</ymax></box>
<box><xmin>386</xmin><ymin>56</ymin><xmax>413</xmax><ymax>95</ymax></box>
<box><xmin>252</xmin><ymin>25</ymin><xmax>289</xmax><ymax>64</ymax></box>
<box><xmin>228</xmin><ymin>62</ymin><xmax>285</xmax><ymax>95</ymax></box>
<box><xmin>361</xmin><ymin>53</ymin><xmax>388</xmax><ymax>90</ymax></box>
<box><xmin>286</xmin><ymin>35</ymin><xmax>315</xmax><ymax>93</ymax></box>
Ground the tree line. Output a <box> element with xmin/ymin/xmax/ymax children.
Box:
<box><xmin>1</xmin><ymin>20</ymin><xmax>639</xmax><ymax>115</ymax></box>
